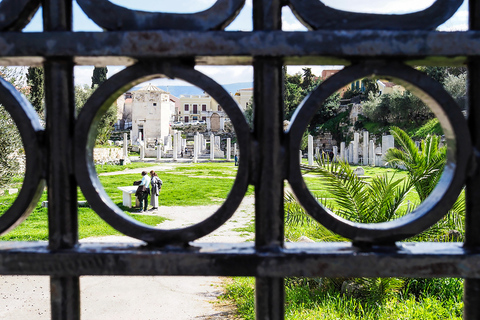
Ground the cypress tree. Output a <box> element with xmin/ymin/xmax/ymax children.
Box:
<box><xmin>26</xmin><ymin>67</ymin><xmax>44</xmax><ymax>114</ymax></box>
<box><xmin>91</xmin><ymin>66</ymin><xmax>108</xmax><ymax>88</ymax></box>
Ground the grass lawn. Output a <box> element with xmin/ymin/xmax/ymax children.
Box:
<box><xmin>222</xmin><ymin>276</ymin><xmax>463</xmax><ymax>320</ymax></box>
<box><xmin>0</xmin><ymin>161</ymin><xmax>250</xmax><ymax>241</ymax></box>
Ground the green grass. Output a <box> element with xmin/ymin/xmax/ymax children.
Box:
<box><xmin>0</xmin><ymin>161</ymin><xmax>249</xmax><ymax>241</ymax></box>
<box><xmin>222</xmin><ymin>277</ymin><xmax>463</xmax><ymax>320</ymax></box>
<box><xmin>95</xmin><ymin>162</ymin><xmax>158</xmax><ymax>174</ymax></box>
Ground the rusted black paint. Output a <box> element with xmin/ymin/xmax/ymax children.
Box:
<box><xmin>76</xmin><ymin>0</ymin><xmax>245</xmax><ymax>31</ymax></box>
<box><xmin>0</xmin><ymin>0</ymin><xmax>476</xmax><ymax>319</ymax></box>
<box><xmin>288</xmin><ymin>0</ymin><xmax>462</xmax><ymax>31</ymax></box>
<box><xmin>0</xmin><ymin>31</ymin><xmax>478</xmax><ymax>62</ymax></box>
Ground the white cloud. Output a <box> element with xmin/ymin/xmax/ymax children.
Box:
<box><xmin>282</xmin><ymin>6</ymin><xmax>307</xmax><ymax>31</ymax></box>
<box><xmin>74</xmin><ymin>66</ymin><xmax>94</xmax><ymax>87</ymax></box>
<box><xmin>195</xmin><ymin>66</ymin><xmax>253</xmax><ymax>84</ymax></box>
<box><xmin>320</xmin><ymin>0</ymin><xmax>436</xmax><ymax>14</ymax></box>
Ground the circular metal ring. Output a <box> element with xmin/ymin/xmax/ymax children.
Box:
<box><xmin>0</xmin><ymin>0</ymin><xmax>41</xmax><ymax>31</ymax></box>
<box><xmin>287</xmin><ymin>62</ymin><xmax>471</xmax><ymax>244</ymax></box>
<box><xmin>0</xmin><ymin>76</ymin><xmax>45</xmax><ymax>235</ymax></box>
<box><xmin>75</xmin><ymin>61</ymin><xmax>251</xmax><ymax>246</ymax></box>
<box><xmin>288</xmin><ymin>0</ymin><xmax>462</xmax><ymax>31</ymax></box>
<box><xmin>77</xmin><ymin>0</ymin><xmax>245</xmax><ymax>31</ymax></box>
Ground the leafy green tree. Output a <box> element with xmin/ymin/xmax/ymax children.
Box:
<box><xmin>0</xmin><ymin>67</ymin><xmax>27</xmax><ymax>186</ymax></box>
<box><xmin>0</xmin><ymin>106</ymin><xmax>22</xmax><ymax>186</ymax></box>
<box><xmin>91</xmin><ymin>66</ymin><xmax>108</xmax><ymax>89</ymax></box>
<box><xmin>309</xmin><ymin>91</ymin><xmax>340</xmax><ymax>133</ymax></box>
<box><xmin>362</xmin><ymin>90</ymin><xmax>433</xmax><ymax>126</ymax></box>
<box><xmin>300</xmin><ymin>67</ymin><xmax>316</xmax><ymax>91</ymax></box>
<box><xmin>26</xmin><ymin>67</ymin><xmax>44</xmax><ymax>115</ymax></box>
<box><xmin>244</xmin><ymin>96</ymin><xmax>254</xmax><ymax>129</ymax></box>
<box><xmin>283</xmin><ymin>67</ymin><xmax>339</xmax><ymax>136</ymax></box>
<box><xmin>283</xmin><ymin>69</ymin><xmax>304</xmax><ymax>120</ymax></box>
<box><xmin>75</xmin><ymin>84</ymin><xmax>117</xmax><ymax>145</ymax></box>
<box><xmin>443</xmin><ymin>71</ymin><xmax>467</xmax><ymax>110</ymax></box>
<box><xmin>362</xmin><ymin>77</ymin><xmax>379</xmax><ymax>97</ymax></box>
<box><xmin>417</xmin><ymin>66</ymin><xmax>448</xmax><ymax>85</ymax></box>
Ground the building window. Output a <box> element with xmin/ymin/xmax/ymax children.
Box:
<box><xmin>202</xmin><ymin>104</ymin><xmax>207</xmax><ymax>111</ymax></box>
<box><xmin>193</xmin><ymin>116</ymin><xmax>198</xmax><ymax>120</ymax></box>
<box><xmin>184</xmin><ymin>116</ymin><xmax>189</xmax><ymax>123</ymax></box>
<box><xmin>153</xmin><ymin>103</ymin><xmax>157</xmax><ymax>106</ymax></box>
<box><xmin>202</xmin><ymin>116</ymin><xmax>207</xmax><ymax>121</ymax></box>
<box><xmin>218</xmin><ymin>105</ymin><xmax>222</xmax><ymax>111</ymax></box>
<box><xmin>193</xmin><ymin>104</ymin><xmax>198</xmax><ymax>114</ymax></box>
<box><xmin>184</xmin><ymin>104</ymin><xmax>189</xmax><ymax>111</ymax></box>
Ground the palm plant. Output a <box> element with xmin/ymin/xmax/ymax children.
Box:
<box><xmin>384</xmin><ymin>126</ymin><xmax>446</xmax><ymax>202</ymax></box>
<box><xmin>308</xmin><ymin>156</ymin><xmax>414</xmax><ymax>224</ymax></box>
<box><xmin>383</xmin><ymin>126</ymin><xmax>464</xmax><ymax>241</ymax></box>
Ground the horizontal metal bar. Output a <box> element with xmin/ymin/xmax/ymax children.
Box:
<box><xmin>0</xmin><ymin>241</ymin><xmax>478</xmax><ymax>278</ymax></box>
<box><xmin>0</xmin><ymin>30</ymin><xmax>476</xmax><ymax>66</ymax></box>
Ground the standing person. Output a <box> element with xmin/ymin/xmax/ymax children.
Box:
<box><xmin>137</xmin><ymin>171</ymin><xmax>151</xmax><ymax>212</ymax></box>
<box><xmin>149</xmin><ymin>170</ymin><xmax>162</xmax><ymax>210</ymax></box>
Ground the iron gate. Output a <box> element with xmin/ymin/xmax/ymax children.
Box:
<box><xmin>0</xmin><ymin>0</ymin><xmax>479</xmax><ymax>319</ymax></box>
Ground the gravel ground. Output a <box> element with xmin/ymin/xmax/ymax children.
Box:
<box><xmin>0</xmin><ymin>194</ymin><xmax>254</xmax><ymax>320</ymax></box>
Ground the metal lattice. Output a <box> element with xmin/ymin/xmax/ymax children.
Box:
<box><xmin>0</xmin><ymin>0</ymin><xmax>479</xmax><ymax>319</ymax></box>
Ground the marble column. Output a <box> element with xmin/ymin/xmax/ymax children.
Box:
<box><xmin>227</xmin><ymin>138</ymin><xmax>231</xmax><ymax>161</ymax></box>
<box><xmin>369</xmin><ymin>140</ymin><xmax>375</xmax><ymax>166</ymax></box>
<box><xmin>308</xmin><ymin>135</ymin><xmax>314</xmax><ymax>165</ymax></box>
<box><xmin>173</xmin><ymin>131</ymin><xmax>178</xmax><ymax>161</ymax></box>
<box><xmin>353</xmin><ymin>132</ymin><xmax>359</xmax><ymax>164</ymax></box>
<box><xmin>123</xmin><ymin>133</ymin><xmax>128</xmax><ymax>159</ymax></box>
<box><xmin>210</xmin><ymin>133</ymin><xmax>215</xmax><ymax>160</ymax></box>
<box><xmin>363</xmin><ymin>131</ymin><xmax>369</xmax><ymax>165</ymax></box>
<box><xmin>340</xmin><ymin>142</ymin><xmax>345</xmax><ymax>162</ymax></box>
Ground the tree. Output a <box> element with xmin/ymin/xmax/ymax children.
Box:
<box><xmin>362</xmin><ymin>77</ymin><xmax>379</xmax><ymax>97</ymax></box>
<box><xmin>0</xmin><ymin>67</ymin><xmax>27</xmax><ymax>186</ymax></box>
<box><xmin>443</xmin><ymin>71</ymin><xmax>467</xmax><ymax>110</ymax></box>
<box><xmin>0</xmin><ymin>107</ymin><xmax>22</xmax><ymax>186</ymax></box>
<box><xmin>362</xmin><ymin>90</ymin><xmax>433</xmax><ymax>126</ymax></box>
<box><xmin>91</xmin><ymin>66</ymin><xmax>108</xmax><ymax>89</ymax></box>
<box><xmin>417</xmin><ymin>66</ymin><xmax>448</xmax><ymax>85</ymax></box>
<box><xmin>283</xmin><ymin>67</ymin><xmax>338</xmax><ymax>136</ymax></box>
<box><xmin>26</xmin><ymin>67</ymin><xmax>44</xmax><ymax>115</ymax></box>
<box><xmin>244</xmin><ymin>96</ymin><xmax>254</xmax><ymax>129</ymax></box>
<box><xmin>300</xmin><ymin>67</ymin><xmax>316</xmax><ymax>91</ymax></box>
<box><xmin>283</xmin><ymin>69</ymin><xmax>304</xmax><ymax>120</ymax></box>
<box><xmin>75</xmin><ymin>84</ymin><xmax>117</xmax><ymax>145</ymax></box>
<box><xmin>309</xmin><ymin>91</ymin><xmax>340</xmax><ymax>133</ymax></box>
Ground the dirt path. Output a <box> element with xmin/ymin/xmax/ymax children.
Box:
<box><xmin>0</xmin><ymin>196</ymin><xmax>254</xmax><ymax>320</ymax></box>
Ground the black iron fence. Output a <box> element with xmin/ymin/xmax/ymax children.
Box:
<box><xmin>0</xmin><ymin>0</ymin><xmax>479</xmax><ymax>319</ymax></box>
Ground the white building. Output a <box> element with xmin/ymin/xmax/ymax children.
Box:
<box><xmin>129</xmin><ymin>83</ymin><xmax>175</xmax><ymax>146</ymax></box>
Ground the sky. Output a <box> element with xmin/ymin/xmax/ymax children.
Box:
<box><xmin>23</xmin><ymin>0</ymin><xmax>469</xmax><ymax>87</ymax></box>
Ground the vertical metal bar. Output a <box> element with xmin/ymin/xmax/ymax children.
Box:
<box><xmin>43</xmin><ymin>1</ymin><xmax>80</xmax><ymax>319</ymax></box>
<box><xmin>253</xmin><ymin>1</ymin><xmax>285</xmax><ymax>319</ymax></box>
<box><xmin>464</xmin><ymin>1</ymin><xmax>480</xmax><ymax>319</ymax></box>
